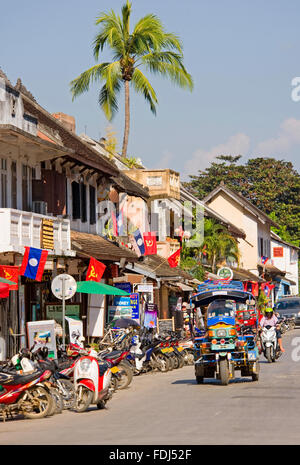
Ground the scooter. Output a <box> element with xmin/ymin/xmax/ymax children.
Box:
<box><xmin>127</xmin><ymin>335</ymin><xmax>169</xmax><ymax>374</ymax></box>
<box><xmin>0</xmin><ymin>365</ymin><xmax>53</xmax><ymax>421</ymax></box>
<box><xmin>260</xmin><ymin>325</ymin><xmax>281</xmax><ymax>363</ymax></box>
<box><xmin>73</xmin><ymin>349</ymin><xmax>113</xmax><ymax>412</ymax></box>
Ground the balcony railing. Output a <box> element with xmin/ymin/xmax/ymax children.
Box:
<box><xmin>0</xmin><ymin>208</ymin><xmax>74</xmax><ymax>256</ymax></box>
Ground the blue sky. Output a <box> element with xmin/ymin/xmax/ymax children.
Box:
<box><xmin>1</xmin><ymin>0</ymin><xmax>300</xmax><ymax>180</ymax></box>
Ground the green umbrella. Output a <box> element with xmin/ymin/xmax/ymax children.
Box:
<box><xmin>0</xmin><ymin>277</ymin><xmax>17</xmax><ymax>285</ymax></box>
<box><xmin>76</xmin><ymin>280</ymin><xmax>130</xmax><ymax>296</ymax></box>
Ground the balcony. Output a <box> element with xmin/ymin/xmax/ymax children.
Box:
<box><xmin>0</xmin><ymin>208</ymin><xmax>75</xmax><ymax>256</ymax></box>
<box><xmin>123</xmin><ymin>169</ymin><xmax>180</xmax><ymax>200</ymax></box>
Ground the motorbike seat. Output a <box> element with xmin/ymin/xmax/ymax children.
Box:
<box><xmin>0</xmin><ymin>369</ymin><xmax>44</xmax><ymax>386</ymax></box>
<box><xmin>101</xmin><ymin>350</ymin><xmax>122</xmax><ymax>360</ymax></box>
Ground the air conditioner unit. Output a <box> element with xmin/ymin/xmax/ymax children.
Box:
<box><xmin>32</xmin><ymin>201</ymin><xmax>48</xmax><ymax>215</ymax></box>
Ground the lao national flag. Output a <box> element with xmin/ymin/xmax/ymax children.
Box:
<box><xmin>168</xmin><ymin>248</ymin><xmax>181</xmax><ymax>268</ymax></box>
<box><xmin>19</xmin><ymin>247</ymin><xmax>49</xmax><ymax>281</ymax></box>
<box><xmin>261</xmin><ymin>256</ymin><xmax>269</xmax><ymax>265</ymax></box>
<box><xmin>133</xmin><ymin>229</ymin><xmax>145</xmax><ymax>255</ymax></box>
<box><xmin>86</xmin><ymin>257</ymin><xmax>106</xmax><ymax>282</ymax></box>
<box><xmin>143</xmin><ymin>232</ymin><xmax>157</xmax><ymax>255</ymax></box>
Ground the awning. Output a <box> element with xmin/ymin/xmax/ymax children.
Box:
<box><xmin>232</xmin><ymin>268</ymin><xmax>265</xmax><ymax>283</ymax></box>
<box><xmin>176</xmin><ymin>282</ymin><xmax>195</xmax><ymax>292</ymax></box>
<box><xmin>71</xmin><ymin>230</ymin><xmax>139</xmax><ymax>262</ymax></box>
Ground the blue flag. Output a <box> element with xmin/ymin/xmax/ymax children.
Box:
<box><xmin>133</xmin><ymin>229</ymin><xmax>145</xmax><ymax>255</ymax></box>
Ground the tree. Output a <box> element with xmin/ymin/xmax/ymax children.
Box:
<box><xmin>201</xmin><ymin>218</ymin><xmax>240</xmax><ymax>274</ymax></box>
<box><xmin>70</xmin><ymin>1</ymin><xmax>193</xmax><ymax>157</ymax></box>
<box><xmin>185</xmin><ymin>156</ymin><xmax>300</xmax><ymax>247</ymax></box>
<box><xmin>180</xmin><ymin>218</ymin><xmax>239</xmax><ymax>276</ymax></box>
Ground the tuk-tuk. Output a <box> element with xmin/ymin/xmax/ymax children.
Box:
<box><xmin>191</xmin><ymin>280</ymin><xmax>260</xmax><ymax>385</ymax></box>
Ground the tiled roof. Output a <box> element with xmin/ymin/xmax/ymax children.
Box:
<box><xmin>71</xmin><ymin>230</ymin><xmax>139</xmax><ymax>262</ymax></box>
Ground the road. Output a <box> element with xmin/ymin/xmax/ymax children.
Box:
<box><xmin>1</xmin><ymin>329</ymin><xmax>300</xmax><ymax>445</ymax></box>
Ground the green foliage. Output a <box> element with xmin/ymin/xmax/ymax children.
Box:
<box><xmin>122</xmin><ymin>157</ymin><xmax>143</xmax><ymax>168</ymax></box>
<box><xmin>70</xmin><ymin>1</ymin><xmax>193</xmax><ymax>152</ymax></box>
<box><xmin>185</xmin><ymin>156</ymin><xmax>300</xmax><ymax>247</ymax></box>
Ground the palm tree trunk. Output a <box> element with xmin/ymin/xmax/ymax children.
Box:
<box><xmin>122</xmin><ymin>80</ymin><xmax>130</xmax><ymax>158</ymax></box>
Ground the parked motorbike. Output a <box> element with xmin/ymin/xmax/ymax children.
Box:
<box><xmin>73</xmin><ymin>349</ymin><xmax>113</xmax><ymax>412</ymax></box>
<box><xmin>97</xmin><ymin>348</ymin><xmax>133</xmax><ymax>390</ymax></box>
<box><xmin>260</xmin><ymin>325</ymin><xmax>281</xmax><ymax>363</ymax></box>
<box><xmin>0</xmin><ymin>363</ymin><xmax>53</xmax><ymax>421</ymax></box>
<box><xmin>127</xmin><ymin>334</ymin><xmax>170</xmax><ymax>374</ymax></box>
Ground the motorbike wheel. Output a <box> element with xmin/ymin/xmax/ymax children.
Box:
<box><xmin>75</xmin><ymin>385</ymin><xmax>93</xmax><ymax>413</ymax></box>
<box><xmin>219</xmin><ymin>359</ymin><xmax>230</xmax><ymax>386</ymax></box>
<box><xmin>49</xmin><ymin>387</ymin><xmax>63</xmax><ymax>415</ymax></box>
<box><xmin>57</xmin><ymin>379</ymin><xmax>76</xmax><ymax>410</ymax></box>
<box><xmin>22</xmin><ymin>386</ymin><xmax>53</xmax><ymax>420</ymax></box>
<box><xmin>116</xmin><ymin>362</ymin><xmax>133</xmax><ymax>390</ymax></box>
<box><xmin>177</xmin><ymin>354</ymin><xmax>185</xmax><ymax>369</ymax></box>
<box><xmin>265</xmin><ymin>346</ymin><xmax>273</xmax><ymax>363</ymax></box>
<box><xmin>155</xmin><ymin>353</ymin><xmax>170</xmax><ymax>372</ymax></box>
<box><xmin>172</xmin><ymin>354</ymin><xmax>180</xmax><ymax>369</ymax></box>
<box><xmin>96</xmin><ymin>400</ymin><xmax>107</xmax><ymax>409</ymax></box>
<box><xmin>251</xmin><ymin>361</ymin><xmax>260</xmax><ymax>381</ymax></box>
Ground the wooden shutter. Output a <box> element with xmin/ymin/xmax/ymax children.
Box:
<box><xmin>72</xmin><ymin>181</ymin><xmax>81</xmax><ymax>219</ymax></box>
<box><xmin>89</xmin><ymin>185</ymin><xmax>96</xmax><ymax>225</ymax></box>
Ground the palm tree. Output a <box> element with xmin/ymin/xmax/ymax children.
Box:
<box><xmin>201</xmin><ymin>218</ymin><xmax>240</xmax><ymax>274</ymax></box>
<box><xmin>70</xmin><ymin>1</ymin><xmax>193</xmax><ymax>157</ymax></box>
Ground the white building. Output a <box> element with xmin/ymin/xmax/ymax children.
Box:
<box><xmin>271</xmin><ymin>231</ymin><xmax>299</xmax><ymax>297</ymax></box>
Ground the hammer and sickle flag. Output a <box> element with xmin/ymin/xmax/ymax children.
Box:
<box><xmin>0</xmin><ymin>265</ymin><xmax>19</xmax><ymax>290</ymax></box>
<box><xmin>167</xmin><ymin>248</ymin><xmax>182</xmax><ymax>268</ymax></box>
<box><xmin>143</xmin><ymin>232</ymin><xmax>157</xmax><ymax>256</ymax></box>
<box><xmin>86</xmin><ymin>257</ymin><xmax>106</xmax><ymax>282</ymax></box>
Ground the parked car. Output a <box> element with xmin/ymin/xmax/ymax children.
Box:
<box><xmin>274</xmin><ymin>297</ymin><xmax>300</xmax><ymax>325</ymax></box>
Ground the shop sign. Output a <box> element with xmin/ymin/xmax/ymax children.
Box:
<box><xmin>157</xmin><ymin>317</ymin><xmax>175</xmax><ymax>334</ymax></box>
<box><xmin>273</xmin><ymin>247</ymin><xmax>284</xmax><ymax>258</ymax></box>
<box><xmin>114</xmin><ymin>282</ymin><xmax>132</xmax><ymax>294</ymax></box>
<box><xmin>217</xmin><ymin>267</ymin><xmax>233</xmax><ymax>280</ymax></box>
<box><xmin>41</xmin><ymin>218</ymin><xmax>54</xmax><ymax>250</ymax></box>
<box><xmin>111</xmin><ymin>293</ymin><xmax>140</xmax><ymax>321</ymax></box>
<box><xmin>136</xmin><ymin>283</ymin><xmax>153</xmax><ymax>293</ymax></box>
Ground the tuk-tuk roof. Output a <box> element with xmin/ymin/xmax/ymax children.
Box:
<box><xmin>190</xmin><ymin>279</ymin><xmax>255</xmax><ymax>306</ymax></box>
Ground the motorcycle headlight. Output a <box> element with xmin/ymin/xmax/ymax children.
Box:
<box><xmin>80</xmin><ymin>358</ymin><xmax>92</xmax><ymax>372</ymax></box>
<box><xmin>216</xmin><ymin>329</ymin><xmax>227</xmax><ymax>337</ymax></box>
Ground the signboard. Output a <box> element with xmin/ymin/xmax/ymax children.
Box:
<box><xmin>157</xmin><ymin>317</ymin><xmax>175</xmax><ymax>334</ymax></box>
<box><xmin>273</xmin><ymin>247</ymin><xmax>284</xmax><ymax>258</ymax></box>
<box><xmin>136</xmin><ymin>283</ymin><xmax>153</xmax><ymax>293</ymax></box>
<box><xmin>65</xmin><ymin>317</ymin><xmax>83</xmax><ymax>346</ymax></box>
<box><xmin>197</xmin><ymin>280</ymin><xmax>244</xmax><ymax>294</ymax></box>
<box><xmin>217</xmin><ymin>267</ymin><xmax>233</xmax><ymax>280</ymax></box>
<box><xmin>114</xmin><ymin>282</ymin><xmax>132</xmax><ymax>294</ymax></box>
<box><xmin>41</xmin><ymin>218</ymin><xmax>54</xmax><ymax>250</ymax></box>
<box><xmin>27</xmin><ymin>320</ymin><xmax>57</xmax><ymax>359</ymax></box>
<box><xmin>45</xmin><ymin>303</ymin><xmax>80</xmax><ymax>325</ymax></box>
<box><xmin>144</xmin><ymin>303</ymin><xmax>158</xmax><ymax>329</ymax></box>
<box><xmin>111</xmin><ymin>293</ymin><xmax>140</xmax><ymax>321</ymax></box>
<box><xmin>87</xmin><ymin>293</ymin><xmax>105</xmax><ymax>338</ymax></box>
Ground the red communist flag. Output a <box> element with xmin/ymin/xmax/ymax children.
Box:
<box><xmin>143</xmin><ymin>232</ymin><xmax>157</xmax><ymax>256</ymax></box>
<box><xmin>0</xmin><ymin>265</ymin><xmax>19</xmax><ymax>290</ymax></box>
<box><xmin>168</xmin><ymin>248</ymin><xmax>181</xmax><ymax>268</ymax></box>
<box><xmin>86</xmin><ymin>257</ymin><xmax>106</xmax><ymax>282</ymax></box>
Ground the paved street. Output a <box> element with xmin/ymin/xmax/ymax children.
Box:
<box><xmin>1</xmin><ymin>330</ymin><xmax>300</xmax><ymax>445</ymax></box>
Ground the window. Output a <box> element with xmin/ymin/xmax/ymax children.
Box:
<box><xmin>22</xmin><ymin>164</ymin><xmax>29</xmax><ymax>211</ymax></box>
<box><xmin>89</xmin><ymin>185</ymin><xmax>96</xmax><ymax>225</ymax></box>
<box><xmin>80</xmin><ymin>183</ymin><xmax>87</xmax><ymax>223</ymax></box>
<box><xmin>0</xmin><ymin>158</ymin><xmax>7</xmax><ymax>207</ymax></box>
<box><xmin>71</xmin><ymin>181</ymin><xmax>81</xmax><ymax>219</ymax></box>
<box><xmin>11</xmin><ymin>161</ymin><xmax>17</xmax><ymax>209</ymax></box>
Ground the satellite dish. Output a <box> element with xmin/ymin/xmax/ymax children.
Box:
<box><xmin>51</xmin><ymin>274</ymin><xmax>77</xmax><ymax>300</ymax></box>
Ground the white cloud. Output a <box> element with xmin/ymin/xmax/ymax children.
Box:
<box><xmin>183</xmin><ymin>133</ymin><xmax>250</xmax><ymax>180</ymax></box>
<box><xmin>255</xmin><ymin>118</ymin><xmax>300</xmax><ymax>155</ymax></box>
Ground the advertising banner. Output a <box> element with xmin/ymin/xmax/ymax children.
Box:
<box><xmin>27</xmin><ymin>320</ymin><xmax>57</xmax><ymax>359</ymax></box>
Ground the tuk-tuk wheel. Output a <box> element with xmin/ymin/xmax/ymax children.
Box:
<box><xmin>196</xmin><ymin>376</ymin><xmax>204</xmax><ymax>384</ymax></box>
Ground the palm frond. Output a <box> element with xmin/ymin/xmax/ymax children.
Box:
<box><xmin>93</xmin><ymin>10</ymin><xmax>125</xmax><ymax>59</ymax></box>
<box><xmin>142</xmin><ymin>53</ymin><xmax>193</xmax><ymax>91</ymax></box>
<box><xmin>70</xmin><ymin>63</ymin><xmax>112</xmax><ymax>99</ymax></box>
<box><xmin>131</xmin><ymin>68</ymin><xmax>158</xmax><ymax>114</ymax></box>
